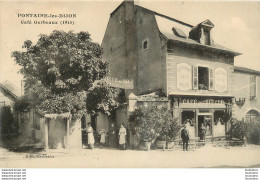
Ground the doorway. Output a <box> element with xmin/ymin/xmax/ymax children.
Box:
<box><xmin>198</xmin><ymin>115</ymin><xmax>212</xmax><ymax>137</ymax></box>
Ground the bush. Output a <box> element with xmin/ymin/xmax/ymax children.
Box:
<box><xmin>160</xmin><ymin>117</ymin><xmax>181</xmax><ymax>142</ymax></box>
<box><xmin>129</xmin><ymin>104</ymin><xmax>181</xmax><ymax>142</ymax></box>
<box><xmin>227</xmin><ymin>118</ymin><xmax>249</xmax><ymax>140</ymax></box>
<box><xmin>129</xmin><ymin>105</ymin><xmax>163</xmax><ymax>142</ymax></box>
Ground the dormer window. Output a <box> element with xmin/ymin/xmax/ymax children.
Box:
<box><xmin>203</xmin><ymin>29</ymin><xmax>211</xmax><ymax>45</ymax></box>
<box><xmin>189</xmin><ymin>19</ymin><xmax>214</xmax><ymax>46</ymax></box>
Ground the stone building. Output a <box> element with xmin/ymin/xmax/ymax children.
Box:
<box><xmin>101</xmin><ymin>0</ymin><xmax>243</xmax><ymax>141</ymax></box>
<box><xmin>233</xmin><ymin>66</ymin><xmax>260</xmax><ymax>122</ymax></box>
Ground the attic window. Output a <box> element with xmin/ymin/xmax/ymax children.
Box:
<box><xmin>203</xmin><ymin>29</ymin><xmax>211</xmax><ymax>45</ymax></box>
<box><xmin>142</xmin><ymin>40</ymin><xmax>148</xmax><ymax>50</ymax></box>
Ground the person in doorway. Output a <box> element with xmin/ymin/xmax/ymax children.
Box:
<box><xmin>200</xmin><ymin>123</ymin><xmax>206</xmax><ymax>141</ymax></box>
<box><xmin>86</xmin><ymin>123</ymin><xmax>95</xmax><ymax>149</ymax></box>
<box><xmin>108</xmin><ymin>123</ymin><xmax>117</xmax><ymax>148</ymax></box>
<box><xmin>181</xmin><ymin>124</ymin><xmax>189</xmax><ymax>151</ymax></box>
<box><xmin>118</xmin><ymin>123</ymin><xmax>127</xmax><ymax>150</ymax></box>
<box><xmin>99</xmin><ymin>129</ymin><xmax>106</xmax><ymax>147</ymax></box>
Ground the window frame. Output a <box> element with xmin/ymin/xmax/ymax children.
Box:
<box><xmin>142</xmin><ymin>38</ymin><xmax>149</xmax><ymax>51</ymax></box>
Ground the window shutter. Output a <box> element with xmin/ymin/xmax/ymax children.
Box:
<box><xmin>193</xmin><ymin>66</ymin><xmax>198</xmax><ymax>89</ymax></box>
<box><xmin>209</xmin><ymin>68</ymin><xmax>214</xmax><ymax>90</ymax></box>
<box><xmin>253</xmin><ymin>76</ymin><xmax>256</xmax><ymax>99</ymax></box>
<box><xmin>250</xmin><ymin>76</ymin><xmax>256</xmax><ymax>100</ymax></box>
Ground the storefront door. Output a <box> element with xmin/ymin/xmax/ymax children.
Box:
<box><xmin>197</xmin><ymin>115</ymin><xmax>212</xmax><ymax>138</ymax></box>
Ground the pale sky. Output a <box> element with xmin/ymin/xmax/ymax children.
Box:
<box><xmin>1</xmin><ymin>0</ymin><xmax>260</xmax><ymax>95</ymax></box>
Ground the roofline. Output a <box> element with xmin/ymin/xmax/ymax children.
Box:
<box><xmin>136</xmin><ymin>5</ymin><xmax>194</xmax><ymax>28</ymax></box>
<box><xmin>0</xmin><ymin>83</ymin><xmax>19</xmax><ymax>101</ymax></box>
<box><xmin>167</xmin><ymin>38</ymin><xmax>241</xmax><ymax>56</ymax></box>
<box><xmin>110</xmin><ymin>1</ymin><xmax>125</xmax><ymax>17</ymax></box>
<box><xmin>234</xmin><ymin>66</ymin><xmax>260</xmax><ymax>76</ymax></box>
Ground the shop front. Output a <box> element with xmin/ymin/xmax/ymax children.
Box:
<box><xmin>171</xmin><ymin>95</ymin><xmax>232</xmax><ymax>140</ymax></box>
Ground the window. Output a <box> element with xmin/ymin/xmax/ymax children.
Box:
<box><xmin>198</xmin><ymin>67</ymin><xmax>209</xmax><ymax>90</ymax></box>
<box><xmin>249</xmin><ymin>75</ymin><xmax>256</xmax><ymax>100</ymax></box>
<box><xmin>193</xmin><ymin>66</ymin><xmax>214</xmax><ymax>90</ymax></box>
<box><xmin>203</xmin><ymin>30</ymin><xmax>210</xmax><ymax>45</ymax></box>
<box><xmin>142</xmin><ymin>40</ymin><xmax>148</xmax><ymax>50</ymax></box>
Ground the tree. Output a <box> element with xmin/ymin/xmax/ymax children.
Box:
<box><xmin>12</xmin><ymin>30</ymin><xmax>109</xmax><ymax>117</ymax></box>
<box><xmin>86</xmin><ymin>82</ymin><xmax>119</xmax><ymax>116</ymax></box>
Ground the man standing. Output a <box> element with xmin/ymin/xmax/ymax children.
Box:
<box><xmin>181</xmin><ymin>124</ymin><xmax>189</xmax><ymax>151</ymax></box>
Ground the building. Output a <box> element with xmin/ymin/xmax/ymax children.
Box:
<box><xmin>233</xmin><ymin>66</ymin><xmax>260</xmax><ymax>122</ymax></box>
<box><xmin>0</xmin><ymin>81</ymin><xmax>19</xmax><ymax>143</ymax></box>
<box><xmin>0</xmin><ymin>81</ymin><xmax>19</xmax><ymax>106</ymax></box>
<box><xmin>102</xmin><ymin>0</ymin><xmax>242</xmax><ymax>141</ymax></box>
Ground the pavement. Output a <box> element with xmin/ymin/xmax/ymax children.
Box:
<box><xmin>0</xmin><ymin>144</ymin><xmax>260</xmax><ymax>168</ymax></box>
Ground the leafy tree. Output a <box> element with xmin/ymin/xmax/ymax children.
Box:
<box><xmin>12</xmin><ymin>30</ymin><xmax>109</xmax><ymax>117</ymax></box>
<box><xmin>86</xmin><ymin>82</ymin><xmax>119</xmax><ymax>116</ymax></box>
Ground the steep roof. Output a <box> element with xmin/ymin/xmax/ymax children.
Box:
<box><xmin>234</xmin><ymin>66</ymin><xmax>260</xmax><ymax>76</ymax></box>
<box><xmin>155</xmin><ymin>15</ymin><xmax>240</xmax><ymax>56</ymax></box>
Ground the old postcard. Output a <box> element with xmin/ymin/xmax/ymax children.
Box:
<box><xmin>0</xmin><ymin>0</ymin><xmax>260</xmax><ymax>168</ymax></box>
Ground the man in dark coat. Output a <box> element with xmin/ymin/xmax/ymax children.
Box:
<box><xmin>181</xmin><ymin>124</ymin><xmax>189</xmax><ymax>151</ymax></box>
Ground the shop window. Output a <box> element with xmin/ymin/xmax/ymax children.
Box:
<box><xmin>249</xmin><ymin>75</ymin><xmax>256</xmax><ymax>100</ymax></box>
<box><xmin>214</xmin><ymin>110</ymin><xmax>225</xmax><ymax>125</ymax></box>
<box><xmin>182</xmin><ymin>111</ymin><xmax>195</xmax><ymax>125</ymax></box>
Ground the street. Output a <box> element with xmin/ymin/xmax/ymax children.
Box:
<box><xmin>0</xmin><ymin>144</ymin><xmax>260</xmax><ymax>168</ymax></box>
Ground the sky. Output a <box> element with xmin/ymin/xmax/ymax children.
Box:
<box><xmin>1</xmin><ymin>0</ymin><xmax>260</xmax><ymax>95</ymax></box>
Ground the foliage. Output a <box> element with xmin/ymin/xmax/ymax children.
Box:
<box><xmin>13</xmin><ymin>96</ymin><xmax>31</xmax><ymax>112</ymax></box>
<box><xmin>129</xmin><ymin>104</ymin><xmax>179</xmax><ymax>142</ymax></box>
<box><xmin>12</xmin><ymin>30</ymin><xmax>111</xmax><ymax>117</ymax></box>
<box><xmin>86</xmin><ymin>82</ymin><xmax>119</xmax><ymax>116</ymax></box>
<box><xmin>0</xmin><ymin>106</ymin><xmax>16</xmax><ymax>135</ymax></box>
<box><xmin>227</xmin><ymin>118</ymin><xmax>249</xmax><ymax>140</ymax></box>
<box><xmin>12</xmin><ymin>31</ymin><xmax>108</xmax><ymax>93</ymax></box>
<box><xmin>159</xmin><ymin>117</ymin><xmax>181</xmax><ymax>142</ymax></box>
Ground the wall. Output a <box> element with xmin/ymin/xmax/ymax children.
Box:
<box><xmin>17</xmin><ymin>110</ymin><xmax>36</xmax><ymax>145</ymax></box>
<box><xmin>0</xmin><ymin>92</ymin><xmax>14</xmax><ymax>106</ymax></box>
<box><xmin>102</xmin><ymin>3</ymin><xmax>166</xmax><ymax>95</ymax></box>
<box><xmin>101</xmin><ymin>2</ymin><xmax>134</xmax><ymax>81</ymax></box>
<box><xmin>135</xmin><ymin>7</ymin><xmax>164</xmax><ymax>94</ymax></box>
<box><xmin>115</xmin><ymin>106</ymin><xmax>128</xmax><ymax>129</ymax></box>
<box><xmin>232</xmin><ymin>72</ymin><xmax>260</xmax><ymax>120</ymax></box>
<box><xmin>48</xmin><ymin>116</ymin><xmax>67</xmax><ymax>149</ymax></box>
<box><xmin>96</xmin><ymin>113</ymin><xmax>109</xmax><ymax>133</ymax></box>
<box><xmin>166</xmin><ymin>44</ymin><xmax>234</xmax><ymax>96</ymax></box>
